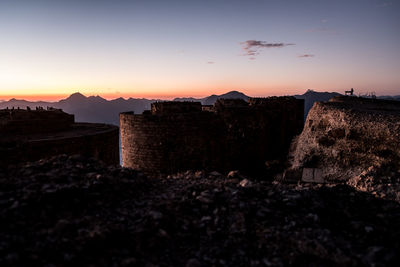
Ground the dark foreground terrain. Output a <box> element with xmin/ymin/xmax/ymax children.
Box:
<box><xmin>0</xmin><ymin>155</ymin><xmax>399</xmax><ymax>266</ymax></box>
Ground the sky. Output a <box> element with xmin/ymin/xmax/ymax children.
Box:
<box><xmin>0</xmin><ymin>0</ymin><xmax>399</xmax><ymax>100</ymax></box>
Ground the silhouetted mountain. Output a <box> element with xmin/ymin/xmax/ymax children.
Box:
<box><xmin>378</xmin><ymin>95</ymin><xmax>400</xmax><ymax>101</ymax></box>
<box><xmin>173</xmin><ymin>97</ymin><xmax>201</xmax><ymax>102</ymax></box>
<box><xmin>173</xmin><ymin>90</ymin><xmax>249</xmax><ymax>105</ymax></box>
<box><xmin>294</xmin><ymin>90</ymin><xmax>342</xmax><ymax>119</ymax></box>
<box><xmin>0</xmin><ymin>91</ymin><xmax>249</xmax><ymax>125</ymax></box>
<box><xmin>65</xmin><ymin>92</ymin><xmax>87</xmax><ymax>102</ymax></box>
<box><xmin>0</xmin><ymin>94</ymin><xmax>155</xmax><ymax>126</ymax></box>
<box><xmin>203</xmin><ymin>91</ymin><xmax>249</xmax><ymax>105</ymax></box>
<box><xmin>1</xmin><ymin>90</ymin><xmax>398</xmax><ymax>125</ymax></box>
<box><xmin>4</xmin><ymin>98</ymin><xmax>52</xmax><ymax>109</ymax></box>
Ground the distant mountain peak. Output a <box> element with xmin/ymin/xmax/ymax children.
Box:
<box><xmin>226</xmin><ymin>90</ymin><xmax>242</xmax><ymax>94</ymax></box>
<box><xmin>222</xmin><ymin>90</ymin><xmax>246</xmax><ymax>95</ymax></box>
<box><xmin>67</xmin><ymin>92</ymin><xmax>86</xmax><ymax>101</ymax></box>
<box><xmin>88</xmin><ymin>95</ymin><xmax>106</xmax><ymax>101</ymax></box>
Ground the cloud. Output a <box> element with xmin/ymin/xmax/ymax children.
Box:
<box><xmin>298</xmin><ymin>54</ymin><xmax>315</xmax><ymax>58</ymax></box>
<box><xmin>321</xmin><ymin>19</ymin><xmax>328</xmax><ymax>23</ymax></box>
<box><xmin>207</xmin><ymin>61</ymin><xmax>215</xmax><ymax>64</ymax></box>
<box><xmin>241</xmin><ymin>40</ymin><xmax>295</xmax><ymax>58</ymax></box>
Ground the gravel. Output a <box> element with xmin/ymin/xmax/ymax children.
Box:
<box><xmin>0</xmin><ymin>155</ymin><xmax>399</xmax><ymax>266</ymax></box>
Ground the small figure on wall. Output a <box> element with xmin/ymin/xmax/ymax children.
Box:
<box><xmin>345</xmin><ymin>88</ymin><xmax>354</xmax><ymax>96</ymax></box>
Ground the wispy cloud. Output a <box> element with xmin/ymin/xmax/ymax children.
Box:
<box><xmin>241</xmin><ymin>40</ymin><xmax>295</xmax><ymax>59</ymax></box>
<box><xmin>207</xmin><ymin>61</ymin><xmax>215</xmax><ymax>64</ymax></box>
<box><xmin>298</xmin><ymin>54</ymin><xmax>315</xmax><ymax>58</ymax></box>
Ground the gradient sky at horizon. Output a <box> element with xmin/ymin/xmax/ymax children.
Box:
<box><xmin>0</xmin><ymin>0</ymin><xmax>399</xmax><ymax>100</ymax></box>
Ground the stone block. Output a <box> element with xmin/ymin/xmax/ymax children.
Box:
<box><xmin>302</xmin><ymin>168</ymin><xmax>324</xmax><ymax>183</ymax></box>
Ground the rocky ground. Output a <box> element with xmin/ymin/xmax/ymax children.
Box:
<box><xmin>0</xmin><ymin>155</ymin><xmax>399</xmax><ymax>266</ymax></box>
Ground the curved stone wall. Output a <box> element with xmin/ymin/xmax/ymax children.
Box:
<box><xmin>121</xmin><ymin>112</ymin><xmax>224</xmax><ymax>175</ymax></box>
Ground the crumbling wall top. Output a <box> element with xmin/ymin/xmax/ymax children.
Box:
<box><xmin>212</xmin><ymin>98</ymin><xmax>249</xmax><ymax>113</ymax></box>
<box><xmin>0</xmin><ymin>108</ymin><xmax>75</xmax><ymax>134</ymax></box>
<box><xmin>249</xmin><ymin>96</ymin><xmax>299</xmax><ymax>106</ymax></box>
<box><xmin>326</xmin><ymin>96</ymin><xmax>400</xmax><ymax>114</ymax></box>
<box><xmin>151</xmin><ymin>101</ymin><xmax>202</xmax><ymax>115</ymax></box>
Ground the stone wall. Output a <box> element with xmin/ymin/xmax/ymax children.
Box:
<box><xmin>215</xmin><ymin>97</ymin><xmax>304</xmax><ymax>174</ymax></box>
<box><xmin>0</xmin><ymin>123</ymin><xmax>119</xmax><ymax>167</ymax></box>
<box><xmin>0</xmin><ymin>109</ymin><xmax>74</xmax><ymax>134</ymax></box>
<box><xmin>120</xmin><ymin>111</ymin><xmax>224</xmax><ymax>174</ymax></box>
<box><xmin>0</xmin><ymin>109</ymin><xmax>120</xmax><ymax>167</ymax></box>
<box><xmin>121</xmin><ymin>97</ymin><xmax>304</xmax><ymax>176</ymax></box>
<box><xmin>151</xmin><ymin>101</ymin><xmax>202</xmax><ymax>115</ymax></box>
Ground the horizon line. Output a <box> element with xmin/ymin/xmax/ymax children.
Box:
<box><xmin>0</xmin><ymin>89</ymin><xmax>397</xmax><ymax>102</ymax></box>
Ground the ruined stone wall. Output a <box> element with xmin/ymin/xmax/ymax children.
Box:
<box><xmin>0</xmin><ymin>110</ymin><xmax>74</xmax><ymax>134</ymax></box>
<box><xmin>287</xmin><ymin>96</ymin><xmax>400</xmax><ymax>182</ymax></box>
<box><xmin>0</xmin><ymin>108</ymin><xmax>120</xmax><ymax>167</ymax></box>
<box><xmin>121</xmin><ymin>97</ymin><xmax>304</xmax><ymax>176</ymax></box>
<box><xmin>151</xmin><ymin>101</ymin><xmax>202</xmax><ymax>115</ymax></box>
<box><xmin>215</xmin><ymin>97</ymin><xmax>304</xmax><ymax>174</ymax></box>
<box><xmin>0</xmin><ymin>123</ymin><xmax>119</xmax><ymax>167</ymax></box>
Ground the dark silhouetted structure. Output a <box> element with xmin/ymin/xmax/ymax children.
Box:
<box><xmin>345</xmin><ymin>88</ymin><xmax>354</xmax><ymax>96</ymax></box>
<box><xmin>120</xmin><ymin>97</ymin><xmax>304</xmax><ymax>176</ymax></box>
<box><xmin>0</xmin><ymin>108</ymin><xmax>119</xmax><ymax>166</ymax></box>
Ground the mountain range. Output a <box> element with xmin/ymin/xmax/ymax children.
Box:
<box><xmin>1</xmin><ymin>90</ymin><xmax>398</xmax><ymax>126</ymax></box>
<box><xmin>173</xmin><ymin>91</ymin><xmax>249</xmax><ymax>105</ymax></box>
<box><xmin>294</xmin><ymin>90</ymin><xmax>342</xmax><ymax>120</ymax></box>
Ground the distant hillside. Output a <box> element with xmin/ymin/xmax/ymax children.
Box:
<box><xmin>294</xmin><ymin>90</ymin><xmax>342</xmax><ymax>120</ymax></box>
<box><xmin>0</xmin><ymin>93</ymin><xmax>155</xmax><ymax>126</ymax></box>
<box><xmin>378</xmin><ymin>95</ymin><xmax>400</xmax><ymax>101</ymax></box>
<box><xmin>174</xmin><ymin>91</ymin><xmax>249</xmax><ymax>105</ymax></box>
<box><xmin>1</xmin><ymin>90</ymin><xmax>398</xmax><ymax>125</ymax></box>
<box><xmin>0</xmin><ymin>91</ymin><xmax>249</xmax><ymax>126</ymax></box>
<box><xmin>203</xmin><ymin>91</ymin><xmax>249</xmax><ymax>105</ymax></box>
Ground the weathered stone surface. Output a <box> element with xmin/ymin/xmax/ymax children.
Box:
<box><xmin>288</xmin><ymin>96</ymin><xmax>400</xmax><ymax>182</ymax></box>
<box><xmin>302</xmin><ymin>168</ymin><xmax>324</xmax><ymax>183</ymax></box>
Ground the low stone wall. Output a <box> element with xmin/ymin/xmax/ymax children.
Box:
<box><xmin>0</xmin><ymin>123</ymin><xmax>119</xmax><ymax>167</ymax></box>
<box><xmin>0</xmin><ymin>109</ymin><xmax>74</xmax><ymax>134</ymax></box>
